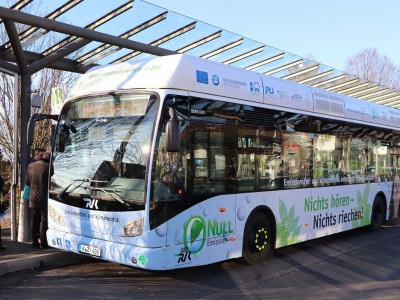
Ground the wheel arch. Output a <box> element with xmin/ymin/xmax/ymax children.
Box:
<box><xmin>373</xmin><ymin>191</ymin><xmax>387</xmax><ymax>224</ymax></box>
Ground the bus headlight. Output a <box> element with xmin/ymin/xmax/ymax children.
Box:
<box><xmin>49</xmin><ymin>205</ymin><xmax>65</xmax><ymax>226</ymax></box>
<box><xmin>122</xmin><ymin>217</ymin><xmax>144</xmax><ymax>237</ymax></box>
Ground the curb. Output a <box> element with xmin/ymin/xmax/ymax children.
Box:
<box><xmin>0</xmin><ymin>251</ymin><xmax>90</xmax><ymax>276</ymax></box>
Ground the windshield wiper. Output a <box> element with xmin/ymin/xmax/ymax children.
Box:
<box><xmin>57</xmin><ymin>178</ymin><xmax>108</xmax><ymax>200</ymax></box>
<box><xmin>85</xmin><ymin>186</ymin><xmax>133</xmax><ymax>207</ymax></box>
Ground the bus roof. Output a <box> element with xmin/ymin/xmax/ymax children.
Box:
<box><xmin>70</xmin><ymin>54</ymin><xmax>400</xmax><ymax>128</ymax></box>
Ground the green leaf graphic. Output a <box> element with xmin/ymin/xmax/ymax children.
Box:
<box><xmin>363</xmin><ymin>183</ymin><xmax>370</xmax><ymax>202</ymax></box>
<box><xmin>279</xmin><ymin>200</ymin><xmax>288</xmax><ymax>222</ymax></box>
<box><xmin>190</xmin><ymin>219</ymin><xmax>203</xmax><ymax>244</ymax></box>
<box><xmin>276</xmin><ymin>198</ymin><xmax>301</xmax><ymax>247</ymax></box>
<box><xmin>288</xmin><ymin>205</ymin><xmax>295</xmax><ymax>220</ymax></box>
<box><xmin>357</xmin><ymin>189</ymin><xmax>363</xmax><ymax>207</ymax></box>
<box><xmin>352</xmin><ymin>183</ymin><xmax>372</xmax><ymax>228</ymax></box>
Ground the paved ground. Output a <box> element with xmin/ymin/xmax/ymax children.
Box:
<box><xmin>0</xmin><ymin>228</ymin><xmax>88</xmax><ymax>276</ymax></box>
<box><xmin>1</xmin><ymin>221</ymin><xmax>400</xmax><ymax>299</ymax></box>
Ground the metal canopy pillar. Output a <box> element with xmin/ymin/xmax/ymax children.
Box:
<box><xmin>18</xmin><ymin>74</ymin><xmax>31</xmax><ymax>242</ymax></box>
<box><xmin>3</xmin><ymin>19</ymin><xmax>32</xmax><ymax>242</ymax></box>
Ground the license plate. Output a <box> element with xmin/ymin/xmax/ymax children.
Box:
<box><xmin>78</xmin><ymin>244</ymin><xmax>102</xmax><ymax>257</ymax></box>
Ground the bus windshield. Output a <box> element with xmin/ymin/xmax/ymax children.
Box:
<box><xmin>50</xmin><ymin>93</ymin><xmax>158</xmax><ymax>208</ymax></box>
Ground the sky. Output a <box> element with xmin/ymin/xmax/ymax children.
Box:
<box><xmin>144</xmin><ymin>0</ymin><xmax>400</xmax><ymax>72</ymax></box>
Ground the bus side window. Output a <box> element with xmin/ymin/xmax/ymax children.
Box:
<box><xmin>282</xmin><ymin>132</ymin><xmax>312</xmax><ymax>189</ymax></box>
<box><xmin>313</xmin><ymin>134</ymin><xmax>342</xmax><ymax>186</ymax></box>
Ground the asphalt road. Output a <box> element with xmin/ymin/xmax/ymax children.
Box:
<box><xmin>1</xmin><ymin>223</ymin><xmax>400</xmax><ymax>299</ymax></box>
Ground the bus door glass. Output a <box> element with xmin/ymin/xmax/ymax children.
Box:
<box><xmin>193</xmin><ymin>131</ymin><xmax>209</xmax><ymax>178</ymax></box>
<box><xmin>237</xmin><ymin>127</ymin><xmax>256</xmax><ymax>192</ymax></box>
<box><xmin>151</xmin><ymin>96</ymin><xmax>237</xmax><ymax>226</ymax></box>
<box><xmin>236</xmin><ymin>105</ymin><xmax>282</xmax><ymax>192</ymax></box>
<box><xmin>188</xmin><ymin>98</ymin><xmax>236</xmax><ymax>198</ymax></box>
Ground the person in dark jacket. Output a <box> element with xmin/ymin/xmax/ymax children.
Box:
<box><xmin>31</xmin><ymin>148</ymin><xmax>46</xmax><ymax>164</ymax></box>
<box><xmin>25</xmin><ymin>151</ymin><xmax>53</xmax><ymax>248</ymax></box>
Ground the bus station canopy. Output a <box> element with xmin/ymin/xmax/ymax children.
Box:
<box><xmin>1</xmin><ymin>0</ymin><xmax>400</xmax><ymax>108</ymax></box>
<box><xmin>2</xmin><ymin>0</ymin><xmax>400</xmax><ymax>243</ymax></box>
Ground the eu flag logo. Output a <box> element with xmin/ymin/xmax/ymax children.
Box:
<box><xmin>196</xmin><ymin>70</ymin><xmax>209</xmax><ymax>84</ymax></box>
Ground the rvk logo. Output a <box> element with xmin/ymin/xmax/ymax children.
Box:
<box><xmin>84</xmin><ymin>198</ymin><xmax>99</xmax><ymax>209</ymax></box>
<box><xmin>175</xmin><ymin>247</ymin><xmax>192</xmax><ymax>264</ymax></box>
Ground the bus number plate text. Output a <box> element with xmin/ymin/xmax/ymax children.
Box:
<box><xmin>78</xmin><ymin>244</ymin><xmax>101</xmax><ymax>257</ymax></box>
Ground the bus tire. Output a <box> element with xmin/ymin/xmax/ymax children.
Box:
<box><xmin>240</xmin><ymin>211</ymin><xmax>272</xmax><ymax>264</ymax></box>
<box><xmin>370</xmin><ymin>196</ymin><xmax>385</xmax><ymax>230</ymax></box>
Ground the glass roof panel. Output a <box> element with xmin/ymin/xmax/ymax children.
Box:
<box><xmin>208</xmin><ymin>39</ymin><xmax>263</xmax><ymax>64</ymax></box>
<box><xmin>54</xmin><ymin>0</ymin><xmax>131</xmax><ymax>28</ymax></box>
<box><xmin>0</xmin><ymin>0</ymin><xmax>399</xmax><ymax>106</ymax></box>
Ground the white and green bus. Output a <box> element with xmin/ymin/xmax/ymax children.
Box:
<box><xmin>45</xmin><ymin>54</ymin><xmax>400</xmax><ymax>270</ymax></box>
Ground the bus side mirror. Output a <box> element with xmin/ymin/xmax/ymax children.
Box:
<box><xmin>27</xmin><ymin>114</ymin><xmax>59</xmax><ymax>147</ymax></box>
<box><xmin>166</xmin><ymin>108</ymin><xmax>180</xmax><ymax>152</ymax></box>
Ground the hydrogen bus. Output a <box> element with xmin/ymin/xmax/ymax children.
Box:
<box><xmin>40</xmin><ymin>54</ymin><xmax>400</xmax><ymax>270</ymax></box>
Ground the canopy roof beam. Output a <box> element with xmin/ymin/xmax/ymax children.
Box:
<box><xmin>3</xmin><ymin>19</ymin><xmax>29</xmax><ymax>75</ymax></box>
<box><xmin>76</xmin><ymin>11</ymin><xmax>169</xmax><ymax>64</ymax></box>
<box><xmin>0</xmin><ymin>6</ymin><xmax>176</xmax><ymax>70</ymax></box>
<box><xmin>42</xmin><ymin>1</ymin><xmax>133</xmax><ymax>56</ymax></box>
<box><xmin>29</xmin><ymin>38</ymin><xmax>91</xmax><ymax>74</ymax></box>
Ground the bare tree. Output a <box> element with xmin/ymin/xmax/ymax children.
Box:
<box><xmin>0</xmin><ymin>73</ymin><xmax>15</xmax><ymax>163</ymax></box>
<box><xmin>0</xmin><ymin>4</ymin><xmax>80</xmax><ymax>181</ymax></box>
<box><xmin>345</xmin><ymin>48</ymin><xmax>400</xmax><ymax>89</ymax></box>
<box><xmin>30</xmin><ymin>68</ymin><xmax>79</xmax><ymax>154</ymax></box>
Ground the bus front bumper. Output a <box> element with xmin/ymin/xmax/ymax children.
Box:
<box><xmin>46</xmin><ymin>229</ymin><xmax>167</xmax><ymax>270</ymax></box>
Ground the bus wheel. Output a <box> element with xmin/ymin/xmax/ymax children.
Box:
<box><xmin>241</xmin><ymin>211</ymin><xmax>272</xmax><ymax>264</ymax></box>
<box><xmin>370</xmin><ymin>196</ymin><xmax>385</xmax><ymax>230</ymax></box>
